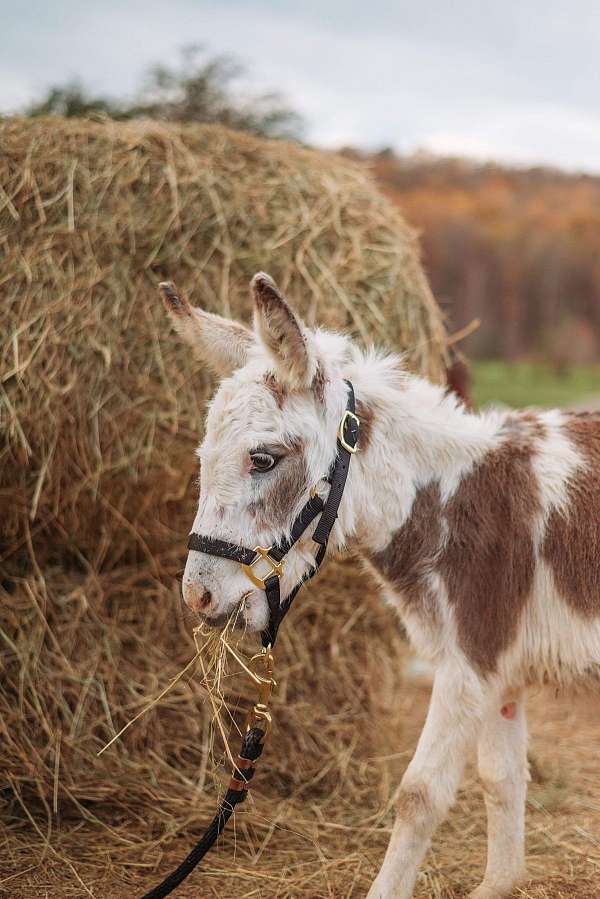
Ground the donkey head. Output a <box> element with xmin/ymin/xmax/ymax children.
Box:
<box><xmin>161</xmin><ymin>273</ymin><xmax>352</xmax><ymax>633</ymax></box>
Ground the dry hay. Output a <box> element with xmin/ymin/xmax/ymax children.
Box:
<box><xmin>0</xmin><ymin>116</ymin><xmax>446</xmax><ymax>571</ymax></box>
<box><xmin>2</xmin><ymin>118</ymin><xmax>598</xmax><ymax>899</ymax></box>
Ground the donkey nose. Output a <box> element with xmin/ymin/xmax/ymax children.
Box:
<box><xmin>183</xmin><ymin>582</ymin><xmax>213</xmax><ymax>614</ymax></box>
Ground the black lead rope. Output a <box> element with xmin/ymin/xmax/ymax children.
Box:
<box><xmin>141</xmin><ymin>727</ymin><xmax>266</xmax><ymax>899</ymax></box>
<box><xmin>140</xmin><ymin>381</ymin><xmax>359</xmax><ymax>898</ymax></box>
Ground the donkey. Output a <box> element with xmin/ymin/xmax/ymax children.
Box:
<box><xmin>161</xmin><ymin>272</ymin><xmax>600</xmax><ymax>899</ymax></box>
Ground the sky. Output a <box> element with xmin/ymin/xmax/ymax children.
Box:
<box><xmin>2</xmin><ymin>0</ymin><xmax>600</xmax><ymax>172</ymax></box>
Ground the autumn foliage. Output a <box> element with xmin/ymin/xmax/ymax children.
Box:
<box><xmin>371</xmin><ymin>151</ymin><xmax>600</xmax><ymax>364</ymax></box>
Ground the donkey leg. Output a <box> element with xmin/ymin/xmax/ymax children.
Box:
<box><xmin>469</xmin><ymin>696</ymin><xmax>528</xmax><ymax>899</ymax></box>
<box><xmin>366</xmin><ymin>664</ymin><xmax>485</xmax><ymax>899</ymax></box>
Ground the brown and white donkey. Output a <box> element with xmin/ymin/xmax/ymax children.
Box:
<box><xmin>161</xmin><ymin>272</ymin><xmax>600</xmax><ymax>899</ymax></box>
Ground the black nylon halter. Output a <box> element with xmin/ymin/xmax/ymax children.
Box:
<box><xmin>187</xmin><ymin>380</ymin><xmax>360</xmax><ymax>648</ymax></box>
<box><xmin>140</xmin><ymin>382</ymin><xmax>360</xmax><ymax>898</ymax></box>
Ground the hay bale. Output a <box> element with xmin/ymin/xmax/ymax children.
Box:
<box><xmin>1</xmin><ymin>117</ymin><xmax>446</xmax><ymax>569</ymax></box>
<box><xmin>0</xmin><ymin>117</ymin><xmax>449</xmax><ymax>897</ymax></box>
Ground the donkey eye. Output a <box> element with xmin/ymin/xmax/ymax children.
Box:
<box><xmin>250</xmin><ymin>452</ymin><xmax>277</xmax><ymax>473</ymax></box>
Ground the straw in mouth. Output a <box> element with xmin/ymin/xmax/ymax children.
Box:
<box><xmin>197</xmin><ymin>590</ymin><xmax>255</xmax><ymax>630</ymax></box>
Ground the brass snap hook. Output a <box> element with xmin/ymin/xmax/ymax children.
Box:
<box><xmin>223</xmin><ymin>643</ymin><xmax>277</xmax><ymax>710</ymax></box>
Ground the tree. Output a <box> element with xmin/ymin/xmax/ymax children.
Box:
<box><xmin>24</xmin><ymin>46</ymin><xmax>303</xmax><ymax>140</ymax></box>
<box><xmin>26</xmin><ymin>82</ymin><xmax>126</xmax><ymax>119</ymax></box>
<box><xmin>133</xmin><ymin>46</ymin><xmax>302</xmax><ymax>138</ymax></box>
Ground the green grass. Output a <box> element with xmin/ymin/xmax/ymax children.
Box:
<box><xmin>472</xmin><ymin>361</ymin><xmax>600</xmax><ymax>409</ymax></box>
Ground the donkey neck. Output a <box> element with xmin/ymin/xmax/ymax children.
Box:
<box><xmin>335</xmin><ymin>365</ymin><xmax>503</xmax><ymax>554</ymax></box>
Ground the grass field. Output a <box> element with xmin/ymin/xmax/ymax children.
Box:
<box><xmin>472</xmin><ymin>361</ymin><xmax>600</xmax><ymax>410</ymax></box>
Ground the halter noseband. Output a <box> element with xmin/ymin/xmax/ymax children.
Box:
<box><xmin>187</xmin><ymin>380</ymin><xmax>360</xmax><ymax>648</ymax></box>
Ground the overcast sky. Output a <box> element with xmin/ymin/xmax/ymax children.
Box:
<box><xmin>2</xmin><ymin>0</ymin><xmax>600</xmax><ymax>172</ymax></box>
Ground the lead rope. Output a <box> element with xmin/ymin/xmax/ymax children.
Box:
<box><xmin>141</xmin><ymin>645</ymin><xmax>276</xmax><ymax>899</ymax></box>
<box><xmin>140</xmin><ymin>382</ymin><xmax>359</xmax><ymax>898</ymax></box>
<box><xmin>141</xmin><ymin>725</ymin><xmax>267</xmax><ymax>899</ymax></box>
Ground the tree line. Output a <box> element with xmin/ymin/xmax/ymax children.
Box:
<box><xmin>368</xmin><ymin>150</ymin><xmax>600</xmax><ymax>365</ymax></box>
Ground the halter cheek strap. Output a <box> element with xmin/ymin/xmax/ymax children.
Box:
<box><xmin>187</xmin><ymin>380</ymin><xmax>360</xmax><ymax>648</ymax></box>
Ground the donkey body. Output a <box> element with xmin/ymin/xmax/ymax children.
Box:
<box><xmin>162</xmin><ymin>273</ymin><xmax>600</xmax><ymax>899</ymax></box>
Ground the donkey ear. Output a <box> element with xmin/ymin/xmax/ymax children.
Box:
<box><xmin>159</xmin><ymin>281</ymin><xmax>253</xmax><ymax>376</ymax></box>
<box><xmin>251</xmin><ymin>272</ymin><xmax>317</xmax><ymax>388</ymax></box>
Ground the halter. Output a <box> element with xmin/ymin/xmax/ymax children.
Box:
<box><xmin>141</xmin><ymin>381</ymin><xmax>360</xmax><ymax>899</ymax></box>
<box><xmin>187</xmin><ymin>380</ymin><xmax>360</xmax><ymax>648</ymax></box>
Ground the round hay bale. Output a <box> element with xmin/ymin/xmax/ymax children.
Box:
<box><xmin>1</xmin><ymin>118</ymin><xmax>449</xmax><ymax>897</ymax></box>
<box><xmin>1</xmin><ymin>117</ymin><xmax>447</xmax><ymax>569</ymax></box>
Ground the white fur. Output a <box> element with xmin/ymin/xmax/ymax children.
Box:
<box><xmin>530</xmin><ymin>409</ymin><xmax>584</xmax><ymax>547</ymax></box>
<box><xmin>498</xmin><ymin>559</ymin><xmax>600</xmax><ymax>688</ymax></box>
<box><xmin>474</xmin><ymin>696</ymin><xmax>529</xmax><ymax>898</ymax></box>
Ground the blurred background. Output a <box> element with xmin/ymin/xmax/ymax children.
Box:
<box><xmin>4</xmin><ymin>0</ymin><xmax>600</xmax><ymax>407</ymax></box>
<box><xmin>2</xmin><ymin>4</ymin><xmax>600</xmax><ymax>898</ymax></box>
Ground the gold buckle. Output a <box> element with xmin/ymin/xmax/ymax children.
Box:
<box><xmin>337</xmin><ymin>410</ymin><xmax>360</xmax><ymax>453</ymax></box>
<box><xmin>241</xmin><ymin>546</ymin><xmax>285</xmax><ymax>589</ymax></box>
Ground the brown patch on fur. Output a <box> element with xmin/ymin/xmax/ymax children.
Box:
<box><xmin>355</xmin><ymin>399</ymin><xmax>374</xmax><ymax>451</ymax></box>
<box><xmin>441</xmin><ymin>438</ymin><xmax>541</xmax><ymax>673</ymax></box>
<box><xmin>445</xmin><ymin>347</ymin><xmax>472</xmax><ymax>409</ymax></box>
<box><xmin>500</xmin><ymin>410</ymin><xmax>547</xmax><ymax>446</ymax></box>
<box><xmin>542</xmin><ymin>413</ymin><xmax>600</xmax><ymax>617</ymax></box>
<box><xmin>365</xmin><ymin>421</ymin><xmax>544</xmax><ymax>674</ymax></box>
<box><xmin>368</xmin><ymin>482</ymin><xmax>443</xmax><ymax>614</ymax></box>
<box><xmin>396</xmin><ymin>785</ymin><xmax>430</xmax><ymax>822</ymax></box>
<box><xmin>311</xmin><ymin>361</ymin><xmax>328</xmax><ymax>404</ymax></box>
<box><xmin>249</xmin><ymin>443</ymin><xmax>307</xmax><ymax>531</ymax></box>
<box><xmin>263</xmin><ymin>371</ymin><xmax>288</xmax><ymax>409</ymax></box>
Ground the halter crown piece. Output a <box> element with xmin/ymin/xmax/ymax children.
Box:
<box><xmin>141</xmin><ymin>381</ymin><xmax>359</xmax><ymax>899</ymax></box>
